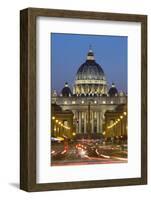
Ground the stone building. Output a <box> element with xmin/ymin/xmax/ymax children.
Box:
<box><xmin>51</xmin><ymin>103</ymin><xmax>74</xmax><ymax>138</ymax></box>
<box><xmin>103</xmin><ymin>104</ymin><xmax>127</xmax><ymax>140</ymax></box>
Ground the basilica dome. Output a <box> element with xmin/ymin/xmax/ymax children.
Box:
<box><xmin>108</xmin><ymin>83</ymin><xmax>118</xmax><ymax>96</ymax></box>
<box><xmin>61</xmin><ymin>82</ymin><xmax>72</xmax><ymax>97</ymax></box>
<box><xmin>73</xmin><ymin>48</ymin><xmax>107</xmax><ymax>96</ymax></box>
<box><xmin>76</xmin><ymin>51</ymin><xmax>105</xmax><ymax>81</ymax></box>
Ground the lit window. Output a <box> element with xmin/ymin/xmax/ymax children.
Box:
<box><xmin>72</xmin><ymin>101</ymin><xmax>76</xmax><ymax>104</ymax></box>
<box><xmin>111</xmin><ymin>101</ymin><xmax>113</xmax><ymax>104</ymax></box>
<box><xmin>64</xmin><ymin>101</ymin><xmax>67</xmax><ymax>104</ymax></box>
<box><xmin>102</xmin><ymin>101</ymin><xmax>106</xmax><ymax>104</ymax></box>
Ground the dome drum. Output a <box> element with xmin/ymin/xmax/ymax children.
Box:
<box><xmin>75</xmin><ymin>79</ymin><xmax>106</xmax><ymax>85</ymax></box>
<box><xmin>74</xmin><ymin>83</ymin><xmax>107</xmax><ymax>95</ymax></box>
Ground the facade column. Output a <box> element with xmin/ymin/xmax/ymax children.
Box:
<box><xmin>91</xmin><ymin>111</ymin><xmax>94</xmax><ymax>133</ymax></box>
<box><xmin>122</xmin><ymin>119</ymin><xmax>125</xmax><ymax>136</ymax></box>
<box><xmin>79</xmin><ymin>112</ymin><xmax>82</xmax><ymax>134</ymax></box>
<box><xmin>99</xmin><ymin>112</ymin><xmax>103</xmax><ymax>133</ymax></box>
<box><xmin>97</xmin><ymin>112</ymin><xmax>100</xmax><ymax>133</ymax></box>
<box><xmin>124</xmin><ymin>118</ymin><xmax>127</xmax><ymax>136</ymax></box>
<box><xmin>75</xmin><ymin>111</ymin><xmax>78</xmax><ymax>134</ymax></box>
<box><xmin>84</xmin><ymin>112</ymin><xmax>87</xmax><ymax>133</ymax></box>
<box><xmin>120</xmin><ymin>120</ymin><xmax>122</xmax><ymax>136</ymax></box>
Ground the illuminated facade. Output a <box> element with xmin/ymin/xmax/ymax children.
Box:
<box><xmin>103</xmin><ymin>104</ymin><xmax>127</xmax><ymax>139</ymax></box>
<box><xmin>51</xmin><ymin>104</ymin><xmax>74</xmax><ymax>138</ymax></box>
<box><xmin>52</xmin><ymin>48</ymin><xmax>127</xmax><ymax>138</ymax></box>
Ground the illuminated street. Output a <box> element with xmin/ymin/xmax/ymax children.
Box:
<box><xmin>51</xmin><ymin>139</ymin><xmax>127</xmax><ymax>166</ymax></box>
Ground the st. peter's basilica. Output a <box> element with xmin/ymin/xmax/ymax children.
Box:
<box><xmin>51</xmin><ymin>48</ymin><xmax>127</xmax><ymax>140</ymax></box>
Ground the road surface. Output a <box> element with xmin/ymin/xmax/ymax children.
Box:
<box><xmin>51</xmin><ymin>139</ymin><xmax>128</xmax><ymax>166</ymax></box>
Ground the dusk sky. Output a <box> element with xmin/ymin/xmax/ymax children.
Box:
<box><xmin>51</xmin><ymin>33</ymin><xmax>127</xmax><ymax>93</ymax></box>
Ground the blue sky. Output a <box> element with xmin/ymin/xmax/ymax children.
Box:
<box><xmin>51</xmin><ymin>33</ymin><xmax>127</xmax><ymax>93</ymax></box>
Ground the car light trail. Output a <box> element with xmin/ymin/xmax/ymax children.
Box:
<box><xmin>100</xmin><ymin>154</ymin><xmax>110</xmax><ymax>159</ymax></box>
<box><xmin>61</xmin><ymin>149</ymin><xmax>67</xmax><ymax>154</ymax></box>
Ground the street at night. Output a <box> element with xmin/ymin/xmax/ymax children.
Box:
<box><xmin>51</xmin><ymin>138</ymin><xmax>127</xmax><ymax>166</ymax></box>
<box><xmin>51</xmin><ymin>34</ymin><xmax>128</xmax><ymax>167</ymax></box>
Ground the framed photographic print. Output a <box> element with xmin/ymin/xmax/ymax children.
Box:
<box><xmin>20</xmin><ymin>8</ymin><xmax>147</xmax><ymax>191</ymax></box>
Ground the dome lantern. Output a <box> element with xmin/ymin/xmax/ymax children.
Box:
<box><xmin>86</xmin><ymin>46</ymin><xmax>95</xmax><ymax>61</ymax></box>
<box><xmin>65</xmin><ymin>82</ymin><xmax>69</xmax><ymax>87</ymax></box>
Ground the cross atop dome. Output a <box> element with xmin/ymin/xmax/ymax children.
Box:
<box><xmin>87</xmin><ymin>45</ymin><xmax>95</xmax><ymax>61</ymax></box>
